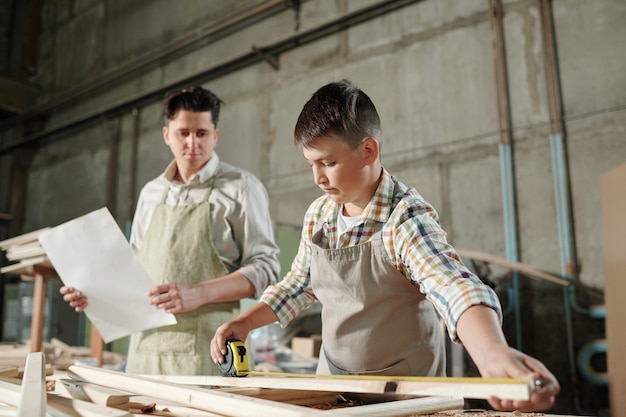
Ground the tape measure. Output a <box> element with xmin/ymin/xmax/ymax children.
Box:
<box><xmin>219</xmin><ymin>339</ymin><xmax>250</xmax><ymax>377</ymax></box>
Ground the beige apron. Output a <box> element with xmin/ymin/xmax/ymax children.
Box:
<box><xmin>311</xmin><ymin>224</ymin><xmax>446</xmax><ymax>377</ymax></box>
<box><xmin>126</xmin><ymin>176</ymin><xmax>239</xmax><ymax>375</ymax></box>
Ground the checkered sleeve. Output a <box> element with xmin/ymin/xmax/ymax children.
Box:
<box><xmin>259</xmin><ymin>198</ymin><xmax>323</xmax><ymax>327</ymax></box>
<box><xmin>389</xmin><ymin>194</ymin><xmax>502</xmax><ymax>343</ymax></box>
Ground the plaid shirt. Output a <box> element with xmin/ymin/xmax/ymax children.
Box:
<box><xmin>260</xmin><ymin>168</ymin><xmax>501</xmax><ymax>342</ymax></box>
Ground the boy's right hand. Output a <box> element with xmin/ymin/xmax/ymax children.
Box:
<box><xmin>59</xmin><ymin>286</ymin><xmax>88</xmax><ymax>312</ymax></box>
<box><xmin>210</xmin><ymin>320</ymin><xmax>250</xmax><ymax>365</ymax></box>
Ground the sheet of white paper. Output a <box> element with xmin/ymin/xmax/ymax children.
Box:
<box><xmin>38</xmin><ymin>207</ymin><xmax>177</xmax><ymax>343</ymax></box>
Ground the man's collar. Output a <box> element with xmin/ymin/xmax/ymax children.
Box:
<box><xmin>164</xmin><ymin>152</ymin><xmax>220</xmax><ymax>184</ymax></box>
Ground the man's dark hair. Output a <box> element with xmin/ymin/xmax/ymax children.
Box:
<box><xmin>162</xmin><ymin>85</ymin><xmax>224</xmax><ymax>126</ymax></box>
<box><xmin>294</xmin><ymin>79</ymin><xmax>382</xmax><ymax>150</ymax></box>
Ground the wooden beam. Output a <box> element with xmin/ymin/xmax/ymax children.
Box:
<box><xmin>17</xmin><ymin>352</ymin><xmax>45</xmax><ymax>417</ymax></box>
<box><xmin>0</xmin><ymin>228</ymin><xmax>49</xmax><ymax>250</ymax></box>
<box><xmin>59</xmin><ymin>379</ymin><xmax>130</xmax><ymax>409</ymax></box>
<box><xmin>0</xmin><ymin>368</ymin><xmax>18</xmax><ymax>378</ymax></box>
<box><xmin>68</xmin><ymin>365</ymin><xmax>328</xmax><ymax>417</ymax></box>
<box><xmin>457</xmin><ymin>248</ymin><xmax>570</xmax><ymax>286</ymax></box>
<box><xmin>46</xmin><ymin>395</ymin><xmax>132</xmax><ymax>417</ymax></box>
<box><xmin>219</xmin><ymin>387</ymin><xmax>340</xmax><ymax>405</ymax></box>
<box><xmin>145</xmin><ymin>374</ymin><xmax>532</xmax><ymax>401</ymax></box>
<box><xmin>327</xmin><ymin>395</ymin><xmax>464</xmax><ymax>416</ymax></box>
<box><xmin>0</xmin><ymin>378</ymin><xmax>131</xmax><ymax>417</ymax></box>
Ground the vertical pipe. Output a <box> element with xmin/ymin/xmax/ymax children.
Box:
<box><xmin>489</xmin><ymin>0</ymin><xmax>522</xmax><ymax>349</ymax></box>
<box><xmin>540</xmin><ymin>0</ymin><xmax>588</xmax><ymax>413</ymax></box>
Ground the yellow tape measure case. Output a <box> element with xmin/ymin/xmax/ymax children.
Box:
<box><xmin>219</xmin><ymin>339</ymin><xmax>250</xmax><ymax>377</ymax></box>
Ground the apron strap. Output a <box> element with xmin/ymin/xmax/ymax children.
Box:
<box><xmin>159</xmin><ymin>168</ymin><xmax>219</xmax><ymax>204</ymax></box>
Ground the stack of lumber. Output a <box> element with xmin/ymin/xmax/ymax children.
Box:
<box><xmin>0</xmin><ymin>227</ymin><xmax>51</xmax><ymax>274</ymax></box>
<box><xmin>0</xmin><ymin>353</ymin><xmax>577</xmax><ymax>417</ymax></box>
<box><xmin>0</xmin><ymin>339</ymin><xmax>124</xmax><ymax>371</ymax></box>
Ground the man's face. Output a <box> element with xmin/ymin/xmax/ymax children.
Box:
<box><xmin>163</xmin><ymin>109</ymin><xmax>218</xmax><ymax>177</ymax></box>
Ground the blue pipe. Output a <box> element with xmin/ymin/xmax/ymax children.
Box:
<box><xmin>550</xmin><ymin>134</ymin><xmax>587</xmax><ymax>315</ymax></box>
<box><xmin>499</xmin><ymin>143</ymin><xmax>522</xmax><ymax>349</ymax></box>
<box><xmin>549</xmin><ymin>133</ymin><xmax>578</xmax><ymax>380</ymax></box>
<box><xmin>577</xmin><ymin>339</ymin><xmax>608</xmax><ymax>386</ymax></box>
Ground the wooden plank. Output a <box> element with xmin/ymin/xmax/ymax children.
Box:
<box><xmin>327</xmin><ymin>395</ymin><xmax>464</xmax><ymax>416</ymax></box>
<box><xmin>0</xmin><ymin>228</ymin><xmax>49</xmax><ymax>250</ymax></box>
<box><xmin>146</xmin><ymin>373</ymin><xmax>532</xmax><ymax>401</ymax></box>
<box><xmin>59</xmin><ymin>379</ymin><xmax>130</xmax><ymax>409</ymax></box>
<box><xmin>0</xmin><ymin>407</ymin><xmax>17</xmax><ymax>417</ymax></box>
<box><xmin>0</xmin><ymin>257</ymin><xmax>53</xmax><ymax>275</ymax></box>
<box><xmin>46</xmin><ymin>395</ymin><xmax>132</xmax><ymax>417</ymax></box>
<box><xmin>68</xmin><ymin>365</ymin><xmax>328</xmax><ymax>417</ymax></box>
<box><xmin>219</xmin><ymin>387</ymin><xmax>340</xmax><ymax>404</ymax></box>
<box><xmin>0</xmin><ymin>379</ymin><xmax>20</xmax><ymax>406</ymax></box>
<box><xmin>6</xmin><ymin>249</ymin><xmax>46</xmax><ymax>261</ymax></box>
<box><xmin>457</xmin><ymin>248</ymin><xmax>570</xmax><ymax>286</ymax></box>
<box><xmin>17</xmin><ymin>352</ymin><xmax>46</xmax><ymax>417</ymax></box>
<box><xmin>601</xmin><ymin>162</ymin><xmax>626</xmax><ymax>417</ymax></box>
<box><xmin>0</xmin><ymin>378</ymin><xmax>131</xmax><ymax>417</ymax></box>
<box><xmin>6</xmin><ymin>244</ymin><xmax>45</xmax><ymax>261</ymax></box>
<box><xmin>0</xmin><ymin>368</ymin><xmax>18</xmax><ymax>378</ymax></box>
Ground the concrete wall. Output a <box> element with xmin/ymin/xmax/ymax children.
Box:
<box><xmin>1</xmin><ymin>0</ymin><xmax>623</xmax><ymax>414</ymax></box>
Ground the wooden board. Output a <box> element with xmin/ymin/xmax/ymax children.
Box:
<box><xmin>17</xmin><ymin>352</ymin><xmax>45</xmax><ymax>417</ymax></box>
<box><xmin>0</xmin><ymin>378</ymin><xmax>131</xmax><ymax>417</ymax></box>
<box><xmin>67</xmin><ymin>366</ymin><xmax>470</xmax><ymax>417</ymax></box>
<box><xmin>0</xmin><ymin>228</ymin><xmax>49</xmax><ymax>250</ymax></box>
<box><xmin>0</xmin><ymin>257</ymin><xmax>53</xmax><ymax>275</ymax></box>
<box><xmin>144</xmin><ymin>373</ymin><xmax>532</xmax><ymax>401</ymax></box>
<box><xmin>0</xmin><ymin>368</ymin><xmax>18</xmax><ymax>378</ymax></box>
<box><xmin>59</xmin><ymin>379</ymin><xmax>130</xmax><ymax>409</ymax></box>
<box><xmin>457</xmin><ymin>248</ymin><xmax>570</xmax><ymax>286</ymax></box>
<box><xmin>47</xmin><ymin>395</ymin><xmax>132</xmax><ymax>417</ymax></box>
<box><xmin>330</xmin><ymin>395</ymin><xmax>463</xmax><ymax>416</ymax></box>
<box><xmin>600</xmin><ymin>162</ymin><xmax>626</xmax><ymax>417</ymax></box>
<box><xmin>68</xmin><ymin>365</ymin><xmax>329</xmax><ymax>417</ymax></box>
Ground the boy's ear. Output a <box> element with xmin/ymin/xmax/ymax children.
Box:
<box><xmin>361</xmin><ymin>137</ymin><xmax>379</xmax><ymax>165</ymax></box>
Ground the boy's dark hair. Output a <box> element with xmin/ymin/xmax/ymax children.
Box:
<box><xmin>294</xmin><ymin>79</ymin><xmax>382</xmax><ymax>149</ymax></box>
<box><xmin>162</xmin><ymin>85</ymin><xmax>224</xmax><ymax>126</ymax></box>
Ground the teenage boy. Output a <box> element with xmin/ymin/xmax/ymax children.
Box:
<box><xmin>210</xmin><ymin>80</ymin><xmax>559</xmax><ymax>412</ymax></box>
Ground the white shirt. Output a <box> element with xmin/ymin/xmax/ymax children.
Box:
<box><xmin>130</xmin><ymin>152</ymin><xmax>280</xmax><ymax>298</ymax></box>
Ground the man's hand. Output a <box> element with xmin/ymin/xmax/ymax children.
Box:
<box><xmin>148</xmin><ymin>283</ymin><xmax>202</xmax><ymax>314</ymax></box>
<box><xmin>59</xmin><ymin>286</ymin><xmax>88</xmax><ymax>312</ymax></box>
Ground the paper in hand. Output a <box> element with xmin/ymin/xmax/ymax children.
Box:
<box><xmin>38</xmin><ymin>207</ymin><xmax>177</xmax><ymax>343</ymax></box>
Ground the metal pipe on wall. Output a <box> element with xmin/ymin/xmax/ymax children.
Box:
<box><xmin>488</xmin><ymin>0</ymin><xmax>522</xmax><ymax>349</ymax></box>
<box><xmin>539</xmin><ymin>0</ymin><xmax>599</xmax><ymax>413</ymax></box>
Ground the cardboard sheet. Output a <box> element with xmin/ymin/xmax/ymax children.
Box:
<box><xmin>38</xmin><ymin>207</ymin><xmax>177</xmax><ymax>343</ymax></box>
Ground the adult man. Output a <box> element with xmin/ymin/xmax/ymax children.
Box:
<box><xmin>61</xmin><ymin>85</ymin><xmax>280</xmax><ymax>375</ymax></box>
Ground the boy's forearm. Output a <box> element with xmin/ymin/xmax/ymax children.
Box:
<box><xmin>456</xmin><ymin>304</ymin><xmax>508</xmax><ymax>371</ymax></box>
<box><xmin>236</xmin><ymin>301</ymin><xmax>280</xmax><ymax>333</ymax></box>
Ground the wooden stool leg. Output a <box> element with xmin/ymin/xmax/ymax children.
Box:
<box><xmin>90</xmin><ymin>325</ymin><xmax>104</xmax><ymax>367</ymax></box>
<box><xmin>30</xmin><ymin>274</ymin><xmax>46</xmax><ymax>353</ymax></box>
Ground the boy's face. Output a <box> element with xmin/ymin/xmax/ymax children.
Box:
<box><xmin>303</xmin><ymin>135</ymin><xmax>376</xmax><ymax>214</ymax></box>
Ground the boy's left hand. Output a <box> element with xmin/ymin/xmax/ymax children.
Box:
<box><xmin>479</xmin><ymin>345</ymin><xmax>560</xmax><ymax>412</ymax></box>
